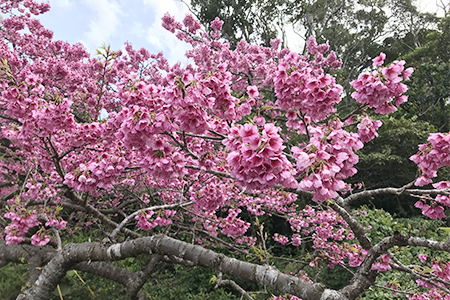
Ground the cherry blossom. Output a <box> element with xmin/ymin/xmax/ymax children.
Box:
<box><xmin>0</xmin><ymin>3</ymin><xmax>448</xmax><ymax>299</ymax></box>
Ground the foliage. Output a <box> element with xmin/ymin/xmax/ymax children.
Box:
<box><xmin>393</xmin><ymin>15</ymin><xmax>450</xmax><ymax>133</ymax></box>
<box><xmin>0</xmin><ymin>263</ymin><xmax>27</xmax><ymax>300</ymax></box>
<box><xmin>349</xmin><ymin>116</ymin><xmax>435</xmax><ymax>215</ymax></box>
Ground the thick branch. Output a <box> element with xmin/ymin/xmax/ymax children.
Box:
<box><xmin>330</xmin><ymin>199</ymin><xmax>372</xmax><ymax>250</ymax></box>
<box><xmin>343</xmin><ymin>186</ymin><xmax>450</xmax><ymax>206</ymax></box>
<box><xmin>0</xmin><ymin>241</ymin><xmax>54</xmax><ymax>289</ymax></box>
<box><xmin>17</xmin><ymin>234</ymin><xmax>342</xmax><ymax>300</ymax></box>
<box><xmin>74</xmin><ymin>261</ymin><xmax>149</xmax><ymax>300</ymax></box>
<box><xmin>340</xmin><ymin>231</ymin><xmax>409</xmax><ymax>299</ymax></box>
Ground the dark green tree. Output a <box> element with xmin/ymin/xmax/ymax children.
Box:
<box><xmin>186</xmin><ymin>0</ymin><xmax>285</xmax><ymax>48</ymax></box>
<box><xmin>398</xmin><ymin>15</ymin><xmax>450</xmax><ymax>132</ymax></box>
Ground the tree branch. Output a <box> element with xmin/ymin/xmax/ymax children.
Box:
<box><xmin>330</xmin><ymin>198</ymin><xmax>372</xmax><ymax>250</ymax></box>
<box><xmin>16</xmin><ymin>234</ymin><xmax>339</xmax><ymax>300</ymax></box>
<box><xmin>215</xmin><ymin>272</ymin><xmax>253</xmax><ymax>300</ymax></box>
<box><xmin>110</xmin><ymin>201</ymin><xmax>193</xmax><ymax>239</ymax></box>
<box><xmin>342</xmin><ymin>186</ymin><xmax>450</xmax><ymax>206</ymax></box>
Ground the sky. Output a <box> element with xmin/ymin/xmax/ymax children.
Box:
<box><xmin>37</xmin><ymin>0</ymin><xmax>193</xmax><ymax>64</ymax></box>
<box><xmin>35</xmin><ymin>0</ymin><xmax>447</xmax><ymax>65</ymax></box>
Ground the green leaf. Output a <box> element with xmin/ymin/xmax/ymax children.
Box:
<box><xmin>19</xmin><ymin>254</ymin><xmax>25</xmax><ymax>264</ymax></box>
<box><xmin>209</xmin><ymin>275</ymin><xmax>217</xmax><ymax>284</ymax></box>
<box><xmin>439</xmin><ymin>227</ymin><xmax>450</xmax><ymax>234</ymax></box>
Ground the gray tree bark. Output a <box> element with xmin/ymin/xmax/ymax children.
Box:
<box><xmin>12</xmin><ymin>231</ymin><xmax>449</xmax><ymax>300</ymax></box>
<box><xmin>14</xmin><ymin>234</ymin><xmax>347</xmax><ymax>300</ymax></box>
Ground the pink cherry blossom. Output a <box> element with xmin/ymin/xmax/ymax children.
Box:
<box><xmin>372</xmin><ymin>52</ymin><xmax>386</xmax><ymax>66</ymax></box>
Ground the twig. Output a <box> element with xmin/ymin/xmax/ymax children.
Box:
<box><xmin>179</xmin><ymin>131</ymin><xmax>224</xmax><ymax>141</ymax></box>
<box><xmin>343</xmin><ymin>184</ymin><xmax>450</xmax><ymax>206</ymax></box>
<box><xmin>110</xmin><ymin>201</ymin><xmax>193</xmax><ymax>239</ymax></box>
<box><xmin>184</xmin><ymin>165</ymin><xmax>232</xmax><ymax>178</ymax></box>
<box><xmin>215</xmin><ymin>272</ymin><xmax>253</xmax><ymax>300</ymax></box>
<box><xmin>390</xmin><ymin>255</ymin><xmax>450</xmax><ymax>295</ymax></box>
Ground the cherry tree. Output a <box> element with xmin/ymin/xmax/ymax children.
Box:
<box><xmin>0</xmin><ymin>1</ymin><xmax>449</xmax><ymax>299</ymax></box>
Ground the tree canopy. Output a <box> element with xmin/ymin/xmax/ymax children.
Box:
<box><xmin>0</xmin><ymin>1</ymin><xmax>450</xmax><ymax>300</ymax></box>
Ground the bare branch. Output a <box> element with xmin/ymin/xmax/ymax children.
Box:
<box><xmin>330</xmin><ymin>198</ymin><xmax>372</xmax><ymax>250</ymax></box>
<box><xmin>184</xmin><ymin>165</ymin><xmax>232</xmax><ymax>178</ymax></box>
<box><xmin>110</xmin><ymin>201</ymin><xmax>193</xmax><ymax>239</ymax></box>
<box><xmin>215</xmin><ymin>272</ymin><xmax>253</xmax><ymax>300</ymax></box>
<box><xmin>342</xmin><ymin>184</ymin><xmax>450</xmax><ymax>206</ymax></box>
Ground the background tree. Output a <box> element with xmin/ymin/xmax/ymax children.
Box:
<box><xmin>186</xmin><ymin>0</ymin><xmax>284</xmax><ymax>48</ymax></box>
<box><xmin>398</xmin><ymin>14</ymin><xmax>450</xmax><ymax>133</ymax></box>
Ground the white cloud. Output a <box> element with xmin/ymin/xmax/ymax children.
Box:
<box><xmin>141</xmin><ymin>0</ymin><xmax>192</xmax><ymax>64</ymax></box>
<box><xmin>416</xmin><ymin>0</ymin><xmax>446</xmax><ymax>17</ymax></box>
<box><xmin>50</xmin><ymin>0</ymin><xmax>72</xmax><ymax>8</ymax></box>
<box><xmin>142</xmin><ymin>0</ymin><xmax>190</xmax><ymax>19</ymax></box>
<box><xmin>130</xmin><ymin>21</ymin><xmax>145</xmax><ymax>37</ymax></box>
<box><xmin>82</xmin><ymin>0</ymin><xmax>122</xmax><ymax>52</ymax></box>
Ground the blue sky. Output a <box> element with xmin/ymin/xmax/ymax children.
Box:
<box><xmin>38</xmin><ymin>0</ymin><xmax>193</xmax><ymax>64</ymax></box>
<box><xmin>36</xmin><ymin>0</ymin><xmax>445</xmax><ymax>65</ymax></box>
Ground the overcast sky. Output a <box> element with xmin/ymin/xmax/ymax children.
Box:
<box><xmin>36</xmin><ymin>0</ymin><xmax>447</xmax><ymax>65</ymax></box>
<box><xmin>37</xmin><ymin>0</ymin><xmax>193</xmax><ymax>64</ymax></box>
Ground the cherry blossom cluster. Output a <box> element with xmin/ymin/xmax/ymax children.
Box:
<box><xmin>273</xmin><ymin>233</ymin><xmax>289</xmax><ymax>245</ymax></box>
<box><xmin>0</xmin><ymin>0</ymin><xmax>50</xmax><ymax>15</ymax></box>
<box><xmin>434</xmin><ymin>181</ymin><xmax>450</xmax><ymax>206</ymax></box>
<box><xmin>30</xmin><ymin>228</ymin><xmax>50</xmax><ymax>246</ymax></box>
<box><xmin>292</xmin><ymin>121</ymin><xmax>363</xmax><ymax>202</ymax></box>
<box><xmin>114</xmin><ymin>105</ymin><xmax>173</xmax><ymax>151</ymax></box>
<box><xmin>138</xmin><ymin>149</ymin><xmax>187</xmax><ymax>180</ymax></box>
<box><xmin>63</xmin><ymin>146</ymin><xmax>130</xmax><ymax>192</ymax></box>
<box><xmin>410</xmin><ymin>132</ymin><xmax>450</xmax><ymax>186</ymax></box>
<box><xmin>371</xmin><ymin>253</ymin><xmax>392</xmax><ymax>271</ymax></box>
<box><xmin>223</xmin><ymin>123</ymin><xmax>297</xmax><ymax>190</ymax></box>
<box><xmin>356</xmin><ymin>115</ymin><xmax>383</xmax><ymax>142</ymax></box>
<box><xmin>1</xmin><ymin>85</ymin><xmax>34</xmax><ymax>122</ymax></box>
<box><xmin>274</xmin><ymin>47</ymin><xmax>343</xmax><ymax>122</ymax></box>
<box><xmin>414</xmin><ymin>199</ymin><xmax>446</xmax><ymax>219</ymax></box>
<box><xmin>4</xmin><ymin>208</ymin><xmax>39</xmax><ymax>244</ymax></box>
<box><xmin>190</xmin><ymin>67</ymin><xmax>243</xmax><ymax>122</ymax></box>
<box><xmin>407</xmin><ymin>256</ymin><xmax>450</xmax><ymax>299</ymax></box>
<box><xmin>135</xmin><ymin>209</ymin><xmax>177</xmax><ymax>231</ymax></box>
<box><xmin>413</xmin><ymin>181</ymin><xmax>450</xmax><ymax>219</ymax></box>
<box><xmin>219</xmin><ymin>208</ymin><xmax>250</xmax><ymax>238</ymax></box>
<box><xmin>189</xmin><ymin>177</ymin><xmax>231</xmax><ymax>212</ymax></box>
<box><xmin>26</xmin><ymin>98</ymin><xmax>76</xmax><ymax>137</ymax></box>
<box><xmin>237</xmin><ymin>190</ymin><xmax>298</xmax><ymax>216</ymax></box>
<box><xmin>280</xmin><ymin>206</ymin><xmax>365</xmax><ymax>267</ymax></box>
<box><xmin>350</xmin><ymin>52</ymin><xmax>413</xmax><ymax>114</ymax></box>
<box><xmin>407</xmin><ymin>292</ymin><xmax>450</xmax><ymax>300</ymax></box>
